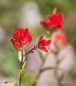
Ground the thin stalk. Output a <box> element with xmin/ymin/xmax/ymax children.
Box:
<box><xmin>32</xmin><ymin>55</ymin><xmax>48</xmax><ymax>86</ymax></box>
<box><xmin>19</xmin><ymin>47</ymin><xmax>37</xmax><ymax>86</ymax></box>
<box><xmin>19</xmin><ymin>49</ymin><xmax>23</xmax><ymax>86</ymax></box>
<box><xmin>25</xmin><ymin>47</ymin><xmax>37</xmax><ymax>55</ymax></box>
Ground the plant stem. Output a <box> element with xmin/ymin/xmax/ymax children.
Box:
<box><xmin>22</xmin><ymin>47</ymin><xmax>37</xmax><ymax>62</ymax></box>
<box><xmin>25</xmin><ymin>46</ymin><xmax>37</xmax><ymax>56</ymax></box>
<box><xmin>32</xmin><ymin>55</ymin><xmax>48</xmax><ymax>86</ymax></box>
<box><xmin>18</xmin><ymin>47</ymin><xmax>37</xmax><ymax>86</ymax></box>
<box><xmin>19</xmin><ymin>49</ymin><xmax>23</xmax><ymax>86</ymax></box>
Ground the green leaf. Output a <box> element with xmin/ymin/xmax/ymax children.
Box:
<box><xmin>22</xmin><ymin>72</ymin><xmax>31</xmax><ymax>86</ymax></box>
<box><xmin>19</xmin><ymin>68</ymin><xmax>25</xmax><ymax>79</ymax></box>
<box><xmin>40</xmin><ymin>67</ymin><xmax>57</xmax><ymax>73</ymax></box>
<box><xmin>37</xmin><ymin>50</ymin><xmax>45</xmax><ymax>62</ymax></box>
<box><xmin>34</xmin><ymin>74</ymin><xmax>38</xmax><ymax>83</ymax></box>
<box><xmin>4</xmin><ymin>81</ymin><xmax>18</xmax><ymax>86</ymax></box>
<box><xmin>18</xmin><ymin>51</ymin><xmax>22</xmax><ymax>62</ymax></box>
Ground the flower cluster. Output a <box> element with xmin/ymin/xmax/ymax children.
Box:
<box><xmin>47</xmin><ymin>13</ymin><xmax>64</xmax><ymax>29</ymax></box>
<box><xmin>54</xmin><ymin>31</ymin><xmax>67</xmax><ymax>45</ymax></box>
<box><xmin>11</xmin><ymin>28</ymin><xmax>32</xmax><ymax>50</ymax></box>
<box><xmin>38</xmin><ymin>36</ymin><xmax>51</xmax><ymax>52</ymax></box>
<box><xmin>7</xmin><ymin>7</ymin><xmax>65</xmax><ymax>86</ymax></box>
<box><xmin>40</xmin><ymin>9</ymin><xmax>64</xmax><ymax>30</ymax></box>
<box><xmin>11</xmin><ymin>28</ymin><xmax>51</xmax><ymax>52</ymax></box>
<box><xmin>53</xmin><ymin>31</ymin><xmax>68</xmax><ymax>47</ymax></box>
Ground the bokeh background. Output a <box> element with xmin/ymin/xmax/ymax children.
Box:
<box><xmin>0</xmin><ymin>0</ymin><xmax>76</xmax><ymax>86</ymax></box>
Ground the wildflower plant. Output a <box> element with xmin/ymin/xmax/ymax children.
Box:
<box><xmin>4</xmin><ymin>7</ymin><xmax>65</xmax><ymax>86</ymax></box>
<box><xmin>40</xmin><ymin>7</ymin><xmax>64</xmax><ymax>34</ymax></box>
<box><xmin>40</xmin><ymin>7</ymin><xmax>66</xmax><ymax>86</ymax></box>
<box><xmin>5</xmin><ymin>28</ymin><xmax>51</xmax><ymax>86</ymax></box>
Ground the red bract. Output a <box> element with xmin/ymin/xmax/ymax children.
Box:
<box><xmin>40</xmin><ymin>20</ymin><xmax>52</xmax><ymax>29</ymax></box>
<box><xmin>47</xmin><ymin>13</ymin><xmax>64</xmax><ymax>29</ymax></box>
<box><xmin>54</xmin><ymin>32</ymin><xmax>67</xmax><ymax>44</ymax></box>
<box><xmin>40</xmin><ymin>12</ymin><xmax>64</xmax><ymax>30</ymax></box>
<box><xmin>38</xmin><ymin>36</ymin><xmax>51</xmax><ymax>52</ymax></box>
<box><xmin>11</xmin><ymin>28</ymin><xmax>32</xmax><ymax>50</ymax></box>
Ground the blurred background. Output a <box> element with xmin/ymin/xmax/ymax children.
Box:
<box><xmin>0</xmin><ymin>0</ymin><xmax>76</xmax><ymax>86</ymax></box>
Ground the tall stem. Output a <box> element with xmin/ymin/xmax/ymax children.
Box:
<box><xmin>32</xmin><ymin>55</ymin><xmax>48</xmax><ymax>86</ymax></box>
<box><xmin>19</xmin><ymin>49</ymin><xmax>23</xmax><ymax>86</ymax></box>
<box><xmin>18</xmin><ymin>47</ymin><xmax>37</xmax><ymax>86</ymax></box>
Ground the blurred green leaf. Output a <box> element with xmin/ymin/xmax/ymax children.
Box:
<box><xmin>37</xmin><ymin>50</ymin><xmax>45</xmax><ymax>62</ymax></box>
<box><xmin>4</xmin><ymin>81</ymin><xmax>18</xmax><ymax>86</ymax></box>
<box><xmin>40</xmin><ymin>67</ymin><xmax>56</xmax><ymax>73</ymax></box>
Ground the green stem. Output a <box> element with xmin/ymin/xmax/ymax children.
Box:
<box><xmin>32</xmin><ymin>55</ymin><xmax>48</xmax><ymax>86</ymax></box>
<box><xmin>18</xmin><ymin>47</ymin><xmax>37</xmax><ymax>86</ymax></box>
<box><xmin>19</xmin><ymin>49</ymin><xmax>23</xmax><ymax>86</ymax></box>
<box><xmin>25</xmin><ymin>46</ymin><xmax>37</xmax><ymax>56</ymax></box>
<box><xmin>23</xmin><ymin>46</ymin><xmax>37</xmax><ymax>61</ymax></box>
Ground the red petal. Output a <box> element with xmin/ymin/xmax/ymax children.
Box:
<box><xmin>38</xmin><ymin>36</ymin><xmax>43</xmax><ymax>42</ymax></box>
<box><xmin>11</xmin><ymin>28</ymin><xmax>32</xmax><ymax>50</ymax></box>
<box><xmin>46</xmin><ymin>20</ymin><xmax>52</xmax><ymax>28</ymax></box>
<box><xmin>11</xmin><ymin>39</ymin><xmax>22</xmax><ymax>50</ymax></box>
<box><xmin>46</xmin><ymin>40</ymin><xmax>51</xmax><ymax>45</ymax></box>
<box><xmin>40</xmin><ymin>21</ymin><xmax>46</xmax><ymax>25</ymax></box>
<box><xmin>42</xmin><ymin>47</ymin><xmax>48</xmax><ymax>52</ymax></box>
<box><xmin>25</xmin><ymin>28</ymin><xmax>29</xmax><ymax>34</ymax></box>
<box><xmin>59</xmin><ymin>13</ymin><xmax>64</xmax><ymax>22</ymax></box>
<box><xmin>38</xmin><ymin>43</ymin><xmax>44</xmax><ymax>48</ymax></box>
<box><xmin>47</xmin><ymin>14</ymin><xmax>52</xmax><ymax>20</ymax></box>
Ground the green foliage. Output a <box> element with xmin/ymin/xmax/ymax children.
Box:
<box><xmin>5</xmin><ymin>81</ymin><xmax>18</xmax><ymax>86</ymax></box>
<box><xmin>0</xmin><ymin>40</ymin><xmax>20</xmax><ymax>78</ymax></box>
<box><xmin>22</xmin><ymin>72</ymin><xmax>32</xmax><ymax>86</ymax></box>
<box><xmin>37</xmin><ymin>50</ymin><xmax>45</xmax><ymax>62</ymax></box>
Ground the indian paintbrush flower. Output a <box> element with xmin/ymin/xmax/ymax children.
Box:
<box><xmin>40</xmin><ymin>7</ymin><xmax>64</xmax><ymax>31</ymax></box>
<box><xmin>47</xmin><ymin>12</ymin><xmax>64</xmax><ymax>29</ymax></box>
<box><xmin>11</xmin><ymin>28</ymin><xmax>32</xmax><ymax>50</ymax></box>
<box><xmin>54</xmin><ymin>31</ymin><xmax>67</xmax><ymax>44</ymax></box>
<box><xmin>6</xmin><ymin>7</ymin><xmax>53</xmax><ymax>86</ymax></box>
<box><xmin>37</xmin><ymin>36</ymin><xmax>51</xmax><ymax>52</ymax></box>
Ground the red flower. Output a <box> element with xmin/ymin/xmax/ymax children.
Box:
<box><xmin>40</xmin><ymin>20</ymin><xmax>52</xmax><ymax>29</ymax></box>
<box><xmin>40</xmin><ymin>12</ymin><xmax>64</xmax><ymax>30</ymax></box>
<box><xmin>38</xmin><ymin>36</ymin><xmax>51</xmax><ymax>52</ymax></box>
<box><xmin>11</xmin><ymin>28</ymin><xmax>32</xmax><ymax>50</ymax></box>
<box><xmin>47</xmin><ymin>13</ymin><xmax>64</xmax><ymax>29</ymax></box>
<box><xmin>54</xmin><ymin>31</ymin><xmax>67</xmax><ymax>44</ymax></box>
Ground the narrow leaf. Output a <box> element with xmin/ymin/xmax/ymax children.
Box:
<box><xmin>4</xmin><ymin>81</ymin><xmax>18</xmax><ymax>86</ymax></box>
<box><xmin>40</xmin><ymin>67</ymin><xmax>58</xmax><ymax>73</ymax></box>
<box><xmin>37</xmin><ymin>50</ymin><xmax>44</xmax><ymax>62</ymax></box>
